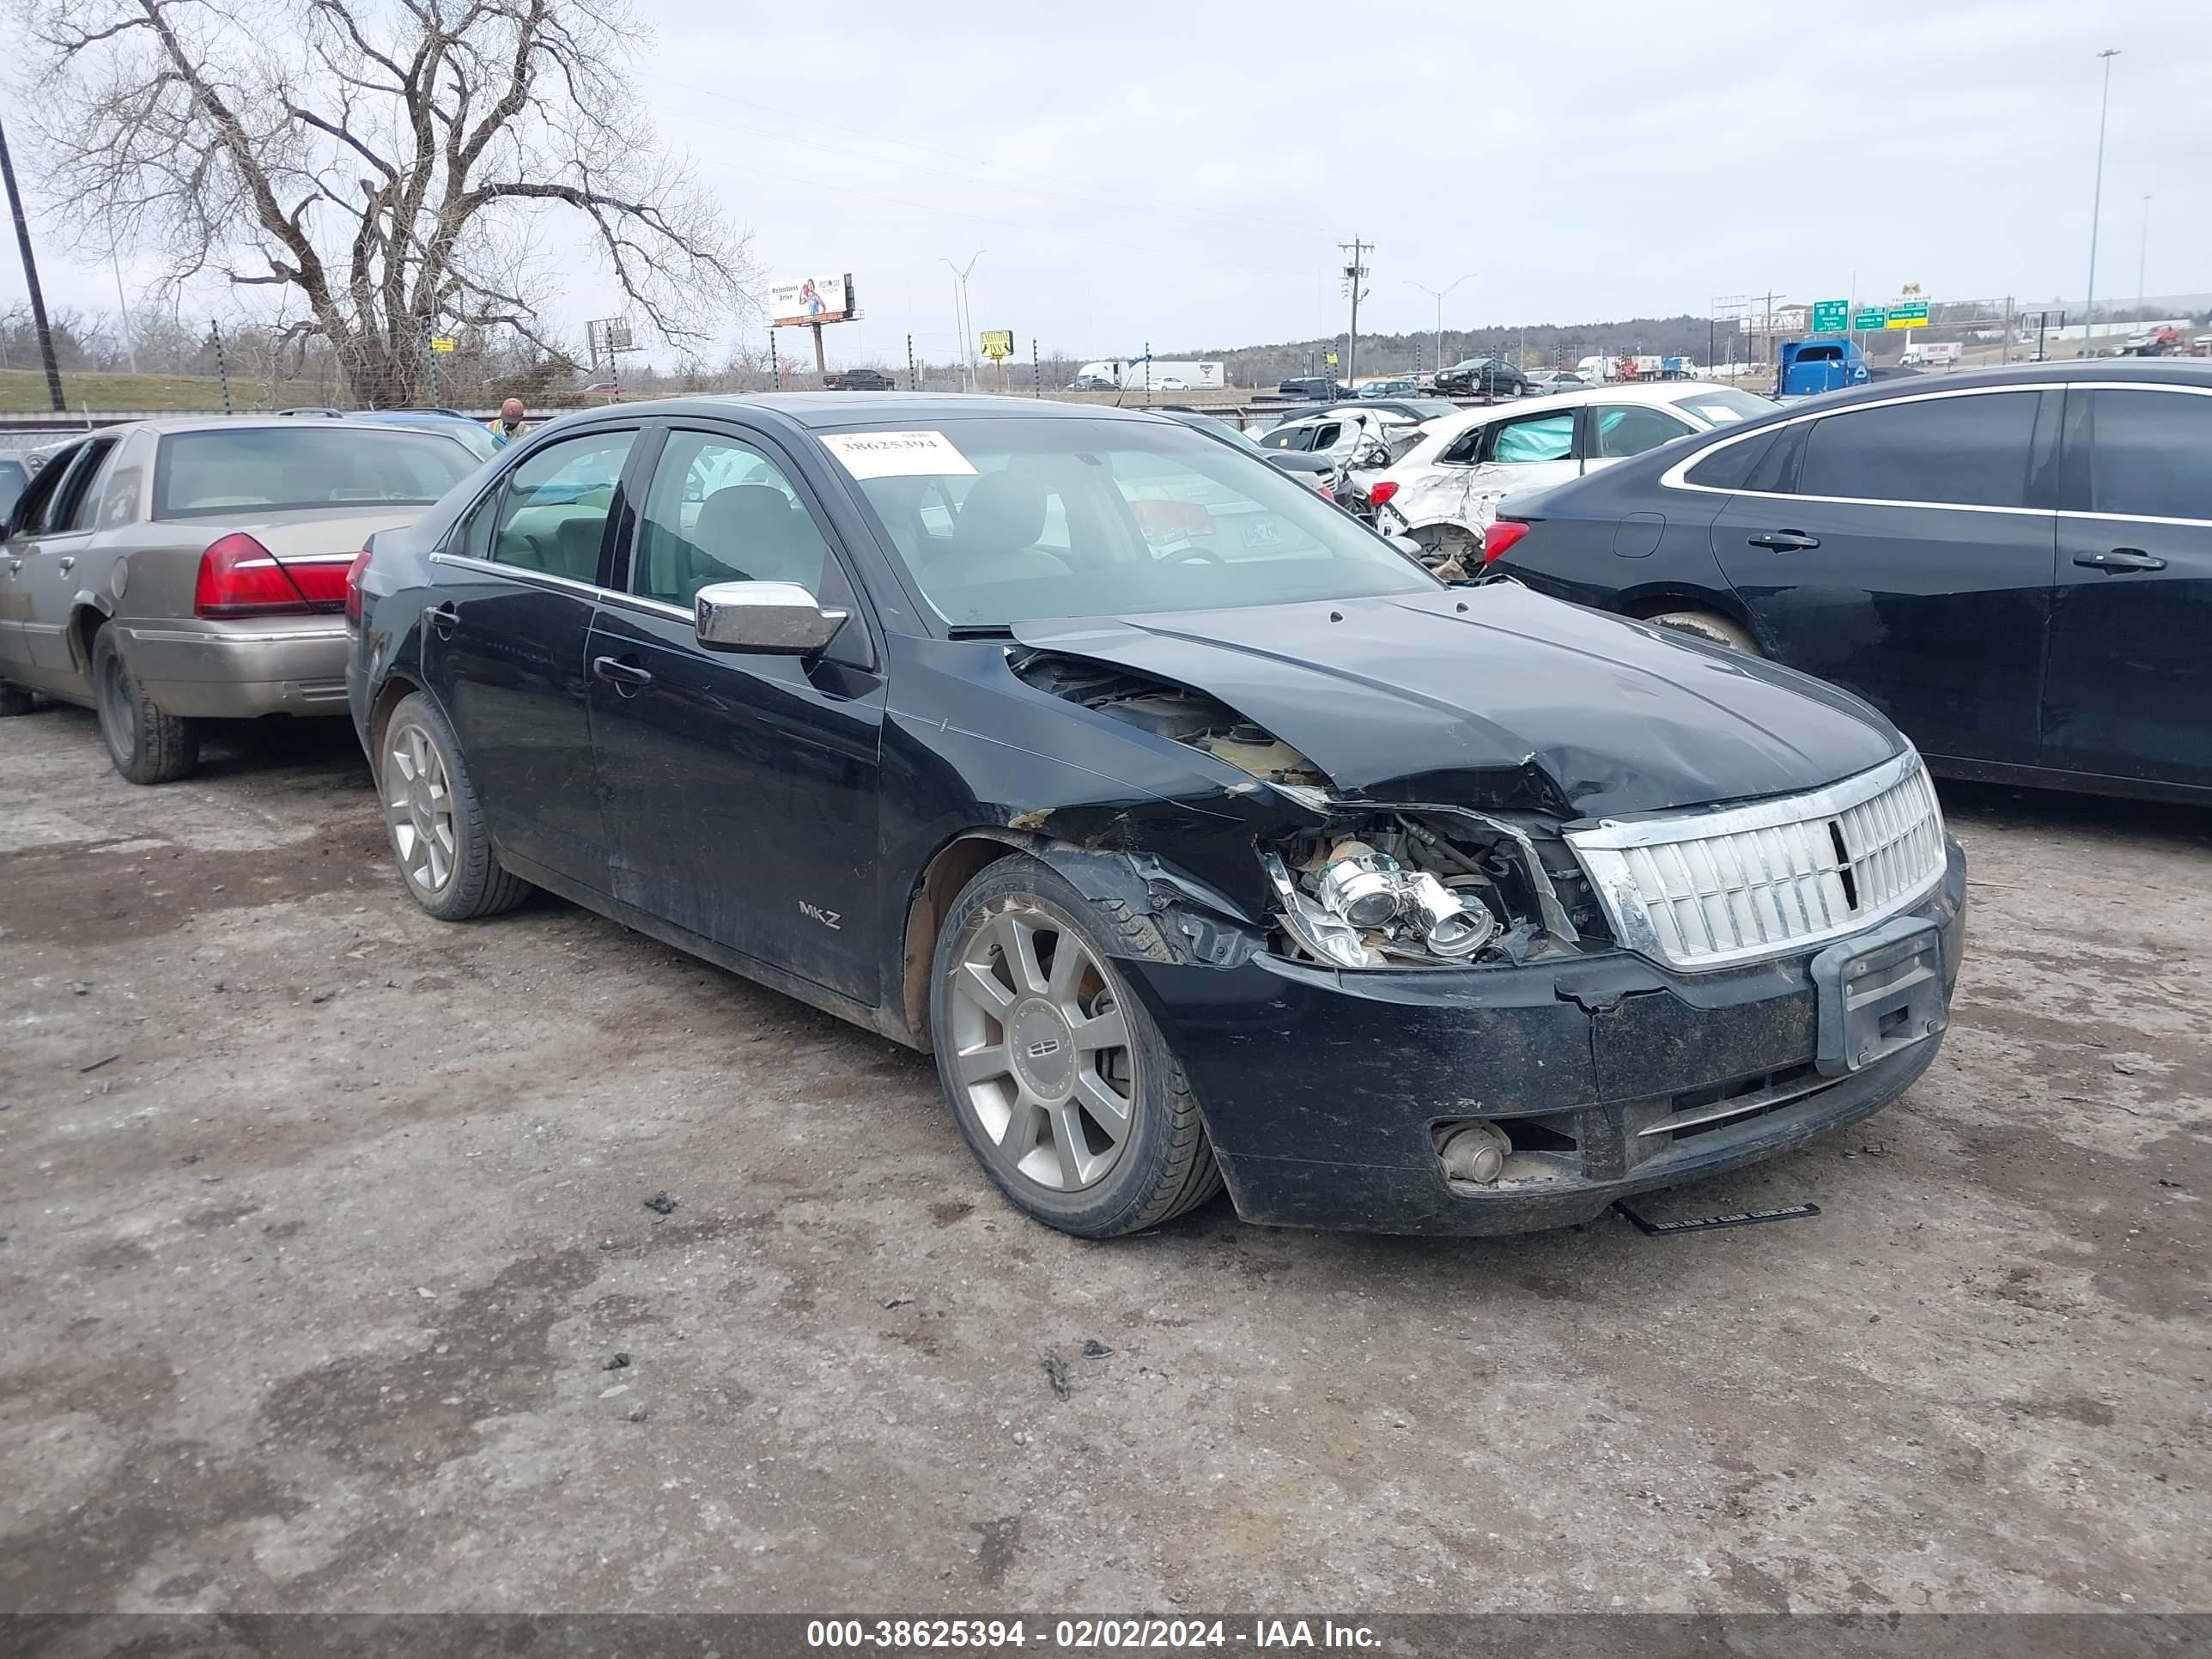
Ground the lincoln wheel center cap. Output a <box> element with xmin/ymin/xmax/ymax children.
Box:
<box><xmin>1009</xmin><ymin>999</ymin><xmax>1074</xmax><ymax>1097</ymax></box>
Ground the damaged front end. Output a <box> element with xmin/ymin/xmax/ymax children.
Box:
<box><xmin>996</xmin><ymin>639</ymin><xmax>1965</xmax><ymax>1237</ymax></box>
<box><xmin>1009</xmin><ymin>646</ymin><xmax>1601</xmax><ymax>974</ymax></box>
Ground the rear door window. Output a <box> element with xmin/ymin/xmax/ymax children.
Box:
<box><xmin>1798</xmin><ymin>392</ymin><xmax>2039</xmax><ymax>508</ymax></box>
<box><xmin>1592</xmin><ymin>404</ymin><xmax>1695</xmax><ymax>459</ymax></box>
<box><xmin>58</xmin><ymin>441</ymin><xmax>122</xmax><ymax>532</ymax></box>
<box><xmin>1683</xmin><ymin>428</ymin><xmax>1780</xmax><ymax>490</ymax></box>
<box><xmin>2071</xmin><ymin>388</ymin><xmax>2212</xmax><ymax>521</ymax></box>
<box><xmin>489</xmin><ymin>431</ymin><xmax>637</xmax><ymax>585</ymax></box>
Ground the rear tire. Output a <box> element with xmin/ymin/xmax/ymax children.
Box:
<box><xmin>1644</xmin><ymin>610</ymin><xmax>1760</xmax><ymax>653</ymax></box>
<box><xmin>0</xmin><ymin>679</ymin><xmax>35</xmax><ymax>717</ymax></box>
<box><xmin>929</xmin><ymin>854</ymin><xmax>1223</xmax><ymax>1239</ymax></box>
<box><xmin>377</xmin><ymin>691</ymin><xmax>531</xmax><ymax>921</ymax></box>
<box><xmin>92</xmin><ymin>628</ymin><xmax>199</xmax><ymax>784</ymax></box>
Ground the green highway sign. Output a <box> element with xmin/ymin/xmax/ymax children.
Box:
<box><xmin>1852</xmin><ymin>307</ymin><xmax>1887</xmax><ymax>331</ymax></box>
<box><xmin>1886</xmin><ymin>299</ymin><xmax>1929</xmax><ymax>329</ymax></box>
<box><xmin>1811</xmin><ymin>300</ymin><xmax>1849</xmax><ymax>333</ymax></box>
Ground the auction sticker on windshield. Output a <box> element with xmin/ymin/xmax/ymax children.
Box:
<box><xmin>820</xmin><ymin>430</ymin><xmax>977</xmax><ymax>479</ymax></box>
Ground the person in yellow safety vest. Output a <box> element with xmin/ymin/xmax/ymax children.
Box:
<box><xmin>486</xmin><ymin>398</ymin><xmax>531</xmax><ymax>447</ymax></box>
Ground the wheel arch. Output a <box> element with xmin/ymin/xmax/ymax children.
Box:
<box><xmin>1614</xmin><ymin>583</ymin><xmax>1760</xmax><ymax>637</ymax></box>
<box><xmin>897</xmin><ymin>830</ymin><xmax>1033</xmax><ymax>1052</ymax></box>
<box><xmin>367</xmin><ymin>671</ymin><xmax>428</xmax><ymax>781</ymax></box>
<box><xmin>895</xmin><ymin>828</ymin><xmax>1259</xmax><ymax>1054</ymax></box>
<box><xmin>67</xmin><ymin>597</ymin><xmax>115</xmax><ymax>675</ymax></box>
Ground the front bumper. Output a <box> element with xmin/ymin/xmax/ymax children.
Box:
<box><xmin>115</xmin><ymin>618</ymin><xmax>351</xmax><ymax>720</ymax></box>
<box><xmin>1120</xmin><ymin>841</ymin><xmax>1966</xmax><ymax>1236</ymax></box>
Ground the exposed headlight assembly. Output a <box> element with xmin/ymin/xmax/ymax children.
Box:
<box><xmin>1267</xmin><ymin>838</ymin><xmax>1499</xmax><ymax>969</ymax></box>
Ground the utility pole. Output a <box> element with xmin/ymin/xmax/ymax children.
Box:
<box><xmin>906</xmin><ymin>332</ymin><xmax>916</xmax><ymax>392</ymax></box>
<box><xmin>2084</xmin><ymin>47</ymin><xmax>2120</xmax><ymax>355</ymax></box>
<box><xmin>0</xmin><ymin>111</ymin><xmax>65</xmax><ymax>412</ymax></box>
<box><xmin>1340</xmin><ymin>239</ymin><xmax>1371</xmax><ymax>388</ymax></box>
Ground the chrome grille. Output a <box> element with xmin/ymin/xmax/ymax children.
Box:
<box><xmin>1565</xmin><ymin>752</ymin><xmax>1946</xmax><ymax>972</ymax></box>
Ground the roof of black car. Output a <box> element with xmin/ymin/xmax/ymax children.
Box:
<box><xmin>1805</xmin><ymin>357</ymin><xmax>2212</xmax><ymax>408</ymax></box>
<box><xmin>605</xmin><ymin>392</ymin><xmax>1159</xmax><ymax>429</ymax></box>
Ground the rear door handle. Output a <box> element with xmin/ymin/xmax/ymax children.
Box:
<box><xmin>2073</xmin><ymin>548</ymin><xmax>2166</xmax><ymax>573</ymax></box>
<box><xmin>592</xmin><ymin>654</ymin><xmax>653</xmax><ymax>690</ymax></box>
<box><xmin>1747</xmin><ymin>531</ymin><xmax>1821</xmax><ymax>552</ymax></box>
<box><xmin>424</xmin><ymin>602</ymin><xmax>459</xmax><ymax>635</ymax></box>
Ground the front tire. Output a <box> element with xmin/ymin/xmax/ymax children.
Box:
<box><xmin>378</xmin><ymin>692</ymin><xmax>531</xmax><ymax>921</ymax></box>
<box><xmin>929</xmin><ymin>854</ymin><xmax>1222</xmax><ymax>1238</ymax></box>
<box><xmin>92</xmin><ymin>628</ymin><xmax>199</xmax><ymax>784</ymax></box>
<box><xmin>1644</xmin><ymin>609</ymin><xmax>1760</xmax><ymax>653</ymax></box>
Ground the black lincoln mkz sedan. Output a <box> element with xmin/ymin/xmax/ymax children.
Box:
<box><xmin>347</xmin><ymin>395</ymin><xmax>1966</xmax><ymax>1238</ymax></box>
<box><xmin>1487</xmin><ymin>360</ymin><xmax>2212</xmax><ymax>803</ymax></box>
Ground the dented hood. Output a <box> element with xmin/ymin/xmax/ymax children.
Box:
<box><xmin>1011</xmin><ymin>584</ymin><xmax>1904</xmax><ymax>818</ymax></box>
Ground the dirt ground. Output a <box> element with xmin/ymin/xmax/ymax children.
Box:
<box><xmin>1</xmin><ymin>705</ymin><xmax>2206</xmax><ymax>1616</ymax></box>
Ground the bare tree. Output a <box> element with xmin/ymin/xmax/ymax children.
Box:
<box><xmin>15</xmin><ymin>0</ymin><xmax>754</xmax><ymax>405</ymax></box>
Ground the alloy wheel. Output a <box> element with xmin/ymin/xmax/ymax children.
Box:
<box><xmin>948</xmin><ymin>902</ymin><xmax>1139</xmax><ymax>1194</ymax></box>
<box><xmin>385</xmin><ymin>720</ymin><xmax>459</xmax><ymax>897</ymax></box>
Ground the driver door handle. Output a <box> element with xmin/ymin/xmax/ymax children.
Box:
<box><xmin>56</xmin><ymin>556</ymin><xmax>74</xmax><ymax>574</ymax></box>
<box><xmin>592</xmin><ymin>655</ymin><xmax>653</xmax><ymax>690</ymax></box>
<box><xmin>424</xmin><ymin>603</ymin><xmax>459</xmax><ymax>635</ymax></box>
<box><xmin>2073</xmin><ymin>548</ymin><xmax>2166</xmax><ymax>573</ymax></box>
<box><xmin>1747</xmin><ymin>531</ymin><xmax>1820</xmax><ymax>552</ymax></box>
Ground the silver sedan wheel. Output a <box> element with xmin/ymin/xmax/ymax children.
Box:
<box><xmin>948</xmin><ymin>902</ymin><xmax>1139</xmax><ymax>1194</ymax></box>
<box><xmin>385</xmin><ymin>720</ymin><xmax>459</xmax><ymax>898</ymax></box>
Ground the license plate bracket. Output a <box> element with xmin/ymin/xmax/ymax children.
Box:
<box><xmin>1811</xmin><ymin>915</ymin><xmax>1946</xmax><ymax>1078</ymax></box>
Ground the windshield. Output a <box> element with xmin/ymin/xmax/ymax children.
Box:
<box><xmin>155</xmin><ymin>426</ymin><xmax>476</xmax><ymax>518</ymax></box>
<box><xmin>832</xmin><ymin>416</ymin><xmax>1437</xmax><ymax>628</ymax></box>
<box><xmin>1675</xmin><ymin>387</ymin><xmax>1777</xmax><ymax>426</ymax></box>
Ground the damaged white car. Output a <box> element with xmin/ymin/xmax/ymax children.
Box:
<box><xmin>1368</xmin><ymin>383</ymin><xmax>1773</xmax><ymax>567</ymax></box>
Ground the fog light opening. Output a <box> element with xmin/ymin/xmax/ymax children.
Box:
<box><xmin>1437</xmin><ymin>1122</ymin><xmax>1511</xmax><ymax>1186</ymax></box>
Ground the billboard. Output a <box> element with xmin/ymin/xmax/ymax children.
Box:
<box><xmin>978</xmin><ymin>329</ymin><xmax>1013</xmax><ymax>361</ymax></box>
<box><xmin>770</xmin><ymin>274</ymin><xmax>857</xmax><ymax>327</ymax></box>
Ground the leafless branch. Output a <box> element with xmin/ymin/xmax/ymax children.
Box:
<box><xmin>9</xmin><ymin>0</ymin><xmax>755</xmax><ymax>404</ymax></box>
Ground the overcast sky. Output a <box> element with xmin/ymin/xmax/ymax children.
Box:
<box><xmin>8</xmin><ymin>0</ymin><xmax>2207</xmax><ymax>368</ymax></box>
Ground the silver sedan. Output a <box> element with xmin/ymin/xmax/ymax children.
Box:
<box><xmin>0</xmin><ymin>417</ymin><xmax>482</xmax><ymax>781</ymax></box>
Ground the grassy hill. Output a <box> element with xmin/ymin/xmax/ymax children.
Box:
<box><xmin>0</xmin><ymin>366</ymin><xmax>343</xmax><ymax>414</ymax></box>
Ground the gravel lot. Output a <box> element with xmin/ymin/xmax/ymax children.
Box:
<box><xmin>1</xmin><ymin>705</ymin><xmax>2206</xmax><ymax>1615</ymax></box>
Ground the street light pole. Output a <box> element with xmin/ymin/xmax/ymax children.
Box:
<box><xmin>2136</xmin><ymin>194</ymin><xmax>2150</xmax><ymax>327</ymax></box>
<box><xmin>942</xmin><ymin>251</ymin><xmax>986</xmax><ymax>392</ymax></box>
<box><xmin>2084</xmin><ymin>47</ymin><xmax>2120</xmax><ymax>355</ymax></box>
<box><xmin>1404</xmin><ymin>274</ymin><xmax>1474</xmax><ymax>383</ymax></box>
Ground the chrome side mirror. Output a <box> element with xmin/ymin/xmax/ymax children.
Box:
<box><xmin>693</xmin><ymin>580</ymin><xmax>847</xmax><ymax>656</ymax></box>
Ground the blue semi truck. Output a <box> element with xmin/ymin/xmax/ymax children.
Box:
<box><xmin>1777</xmin><ymin>336</ymin><xmax>1872</xmax><ymax>397</ymax></box>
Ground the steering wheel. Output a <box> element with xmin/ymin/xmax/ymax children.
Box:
<box><xmin>1158</xmin><ymin>544</ymin><xmax>1224</xmax><ymax>567</ymax></box>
